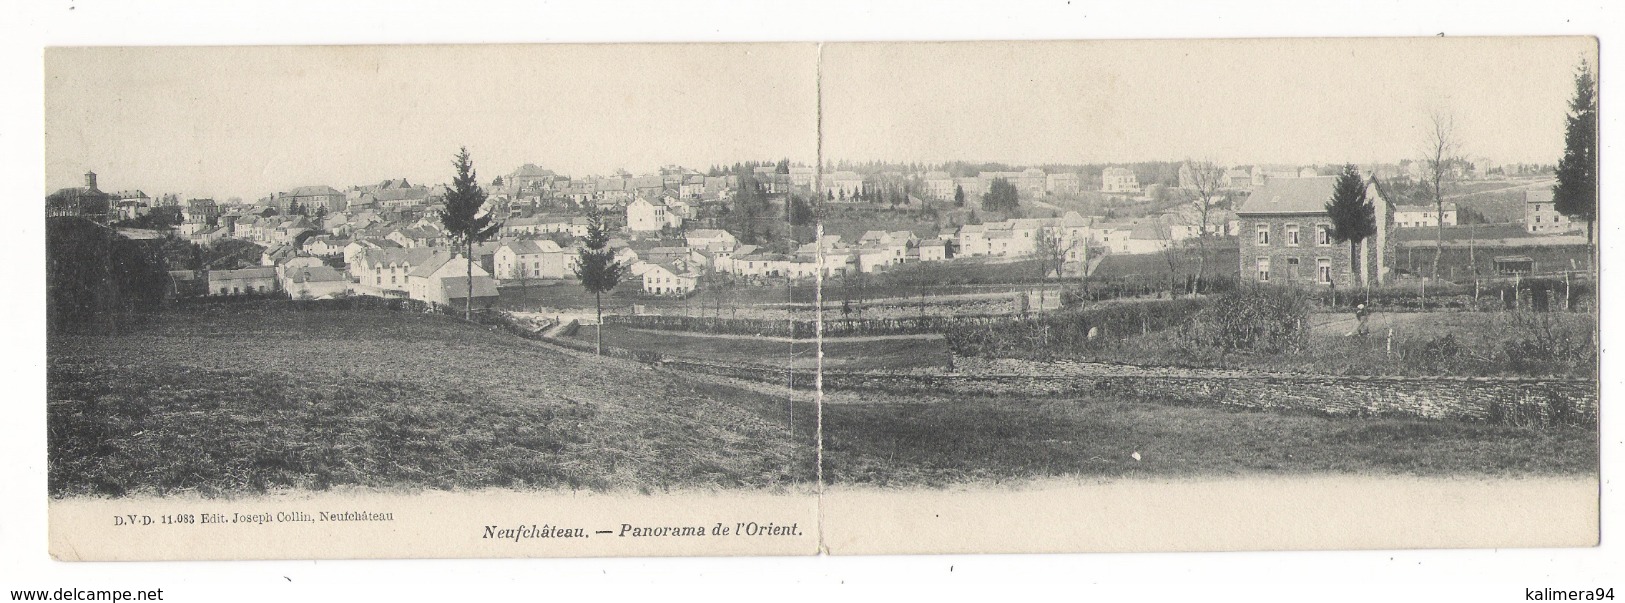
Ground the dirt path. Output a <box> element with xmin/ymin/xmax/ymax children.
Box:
<box><xmin>622</xmin><ymin>327</ymin><xmax>945</xmax><ymax>344</ymax></box>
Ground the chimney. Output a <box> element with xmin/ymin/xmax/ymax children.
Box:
<box><xmin>84</xmin><ymin>171</ymin><xmax>98</xmax><ymax>190</ymax></box>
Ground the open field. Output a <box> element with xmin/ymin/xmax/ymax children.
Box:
<box><xmin>822</xmin><ymin>391</ymin><xmax>1598</xmax><ymax>487</ymax></box>
<box><xmin>47</xmin><ymin>307</ymin><xmax>817</xmax><ymax>497</ymax></box>
<box><xmin>1087</xmin><ymin>309</ymin><xmax>1596</xmax><ymax>378</ymax></box>
<box><xmin>565</xmin><ymin>323</ymin><xmax>952</xmax><ymax>370</ymax></box>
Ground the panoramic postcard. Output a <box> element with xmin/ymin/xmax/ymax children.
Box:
<box><xmin>45</xmin><ymin>38</ymin><xmax>1597</xmax><ymax>560</ymax></box>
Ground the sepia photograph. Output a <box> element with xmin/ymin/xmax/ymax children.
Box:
<box><xmin>38</xmin><ymin>36</ymin><xmax>1602</xmax><ymax>560</ymax></box>
<box><xmin>814</xmin><ymin>38</ymin><xmax>1601</xmax><ymax>554</ymax></box>
<box><xmin>44</xmin><ymin>43</ymin><xmax>825</xmax><ymax>559</ymax></box>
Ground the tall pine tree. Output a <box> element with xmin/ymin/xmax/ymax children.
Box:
<box><xmin>439</xmin><ymin>147</ymin><xmax>500</xmax><ymax>320</ymax></box>
<box><xmin>573</xmin><ymin>208</ymin><xmax>627</xmax><ymax>356</ymax></box>
<box><xmin>1553</xmin><ymin>60</ymin><xmax>1598</xmax><ymax>246</ymax></box>
<box><xmin>1324</xmin><ymin>164</ymin><xmax>1377</xmax><ymax>288</ymax></box>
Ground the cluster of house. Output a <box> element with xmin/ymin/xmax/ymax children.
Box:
<box><xmin>63</xmin><ymin>158</ymin><xmax>1588</xmax><ymax>307</ymax></box>
<box><xmin>171</xmin><ymin>257</ymin><xmax>351</xmax><ymax>302</ymax></box>
<box><xmin>1234</xmin><ymin>175</ymin><xmax>1585</xmax><ymax>288</ymax></box>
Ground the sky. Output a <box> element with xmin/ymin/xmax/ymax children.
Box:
<box><xmin>46</xmin><ymin>37</ymin><xmax>1593</xmax><ymax>201</ymax></box>
<box><xmin>44</xmin><ymin>44</ymin><xmax>820</xmax><ymax>201</ymax></box>
<box><xmin>821</xmin><ymin>37</ymin><xmax>1596</xmax><ymax>169</ymax></box>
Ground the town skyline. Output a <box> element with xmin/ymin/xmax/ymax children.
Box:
<box><xmin>45</xmin><ymin>38</ymin><xmax>1593</xmax><ymax>202</ymax></box>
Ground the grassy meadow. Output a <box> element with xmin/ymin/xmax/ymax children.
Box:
<box><xmin>822</xmin><ymin>392</ymin><xmax>1599</xmax><ymax>487</ymax></box>
<box><xmin>47</xmin><ymin>306</ymin><xmax>817</xmax><ymax>498</ymax></box>
<box><xmin>1093</xmin><ymin>309</ymin><xmax>1598</xmax><ymax>378</ymax></box>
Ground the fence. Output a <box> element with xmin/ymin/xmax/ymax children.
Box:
<box><xmin>605</xmin><ymin>311</ymin><xmax>1084</xmax><ymax>339</ymax></box>
<box><xmin>943</xmin><ymin>298</ymin><xmax>1210</xmax><ymax>359</ymax></box>
<box><xmin>169</xmin><ymin>294</ymin><xmax>437</xmax><ymax>314</ymax></box>
<box><xmin>1314</xmin><ymin>274</ymin><xmax>1595</xmax><ymax>313</ymax></box>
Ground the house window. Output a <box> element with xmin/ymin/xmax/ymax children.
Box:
<box><xmin>1256</xmin><ymin>225</ymin><xmax>1270</xmax><ymax>245</ymax></box>
<box><xmin>1256</xmin><ymin>257</ymin><xmax>1270</xmax><ymax>282</ymax></box>
<box><xmin>1317</xmin><ymin>225</ymin><xmax>1332</xmax><ymax>246</ymax></box>
<box><xmin>1286</xmin><ymin>257</ymin><xmax>1300</xmax><ymax>280</ymax></box>
<box><xmin>1317</xmin><ymin>258</ymin><xmax>1333</xmax><ymax>284</ymax></box>
<box><xmin>1286</xmin><ymin>224</ymin><xmax>1300</xmax><ymax>246</ymax></box>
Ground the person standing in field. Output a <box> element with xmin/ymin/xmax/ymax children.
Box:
<box><xmin>1350</xmin><ymin>303</ymin><xmax>1372</xmax><ymax>337</ymax></box>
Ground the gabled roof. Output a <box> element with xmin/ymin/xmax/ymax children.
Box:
<box><xmin>1056</xmin><ymin>211</ymin><xmax>1091</xmax><ymax>227</ymax></box>
<box><xmin>500</xmin><ymin>239</ymin><xmax>558</xmax><ymax>256</ymax></box>
<box><xmin>686</xmin><ymin>228</ymin><xmax>734</xmax><ymax>240</ymax></box>
<box><xmin>651</xmin><ymin>260</ymin><xmax>696</xmax><ymax>277</ymax></box>
<box><xmin>1525</xmin><ymin>188</ymin><xmax>1555</xmax><ymax>203</ymax></box>
<box><xmin>859</xmin><ymin>229</ymin><xmax>891</xmax><ymax>242</ymax></box>
<box><xmin>210</xmin><ymin>267</ymin><xmax>278</xmax><ymax>280</ymax></box>
<box><xmin>358</xmin><ymin>246</ymin><xmax>447</xmax><ymax>269</ymax></box>
<box><xmin>439</xmin><ymin>276</ymin><xmax>499</xmax><ymax>300</ymax></box>
<box><xmin>354</xmin><ymin>237</ymin><xmax>402</xmax><ymax>249</ymax></box>
<box><xmin>511</xmin><ymin>164</ymin><xmax>554</xmax><ymax>178</ymax></box>
<box><xmin>1129</xmin><ymin>221</ymin><xmax>1172</xmax><ymax>241</ymax></box>
<box><xmin>409</xmin><ymin>254</ymin><xmax>455</xmax><ymax>278</ymax></box>
<box><xmin>286</xmin><ymin>185</ymin><xmax>342</xmax><ymax>197</ymax></box>
<box><xmin>1235</xmin><ymin>176</ymin><xmax>1338</xmax><ymax>216</ymax></box>
<box><xmin>1394</xmin><ymin>202</ymin><xmax>1457</xmax><ymax>213</ymax></box>
<box><xmin>285</xmin><ymin>266</ymin><xmax>348</xmax><ymax>283</ymax></box>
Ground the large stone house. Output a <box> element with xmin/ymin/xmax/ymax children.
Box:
<box><xmin>407</xmin><ymin>254</ymin><xmax>499</xmax><ymax>307</ymax></box>
<box><xmin>625</xmin><ymin>197</ymin><xmax>669</xmax><ymax>233</ymax></box>
<box><xmin>1525</xmin><ymin>188</ymin><xmax>1580</xmax><ymax>234</ymax></box>
<box><xmin>641</xmin><ymin>261</ymin><xmax>699</xmax><ymax>295</ymax></box>
<box><xmin>493</xmin><ymin>239</ymin><xmax>568</xmax><ymax>280</ymax></box>
<box><xmin>1101</xmin><ymin>167</ymin><xmax>1140</xmax><ymax>194</ymax></box>
<box><xmin>282</xmin><ymin>265</ymin><xmax>351</xmax><ymax>299</ymax></box>
<box><xmin>277</xmin><ymin>185</ymin><xmax>346</xmax><ymax>214</ymax></box>
<box><xmin>1235</xmin><ymin>175</ymin><xmax>1393</xmax><ymax>288</ymax></box>
<box><xmin>207</xmin><ymin>266</ymin><xmax>279</xmax><ymax>296</ymax></box>
<box><xmin>1392</xmin><ymin>202</ymin><xmax>1457</xmax><ymax>228</ymax></box>
<box><xmin>47</xmin><ymin>171</ymin><xmax>113</xmax><ymax>219</ymax></box>
<box><xmin>349</xmin><ymin>247</ymin><xmax>451</xmax><ymax>296</ymax></box>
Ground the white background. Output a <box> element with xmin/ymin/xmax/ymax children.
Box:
<box><xmin>2</xmin><ymin>1</ymin><xmax>1620</xmax><ymax>600</ymax></box>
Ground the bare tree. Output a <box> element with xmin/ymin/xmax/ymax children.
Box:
<box><xmin>1159</xmin><ymin>240</ymin><xmax>1191</xmax><ymax>298</ymax></box>
<box><xmin>1421</xmin><ymin>111</ymin><xmax>1463</xmax><ymax>280</ymax></box>
<box><xmin>509</xmin><ymin>261</ymin><xmax>532</xmax><ymax>305</ymax></box>
<box><xmin>1034</xmin><ymin>227</ymin><xmax>1080</xmax><ymax>281</ymax></box>
<box><xmin>1181</xmin><ymin>159</ymin><xmax>1227</xmax><ymax>294</ymax></box>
